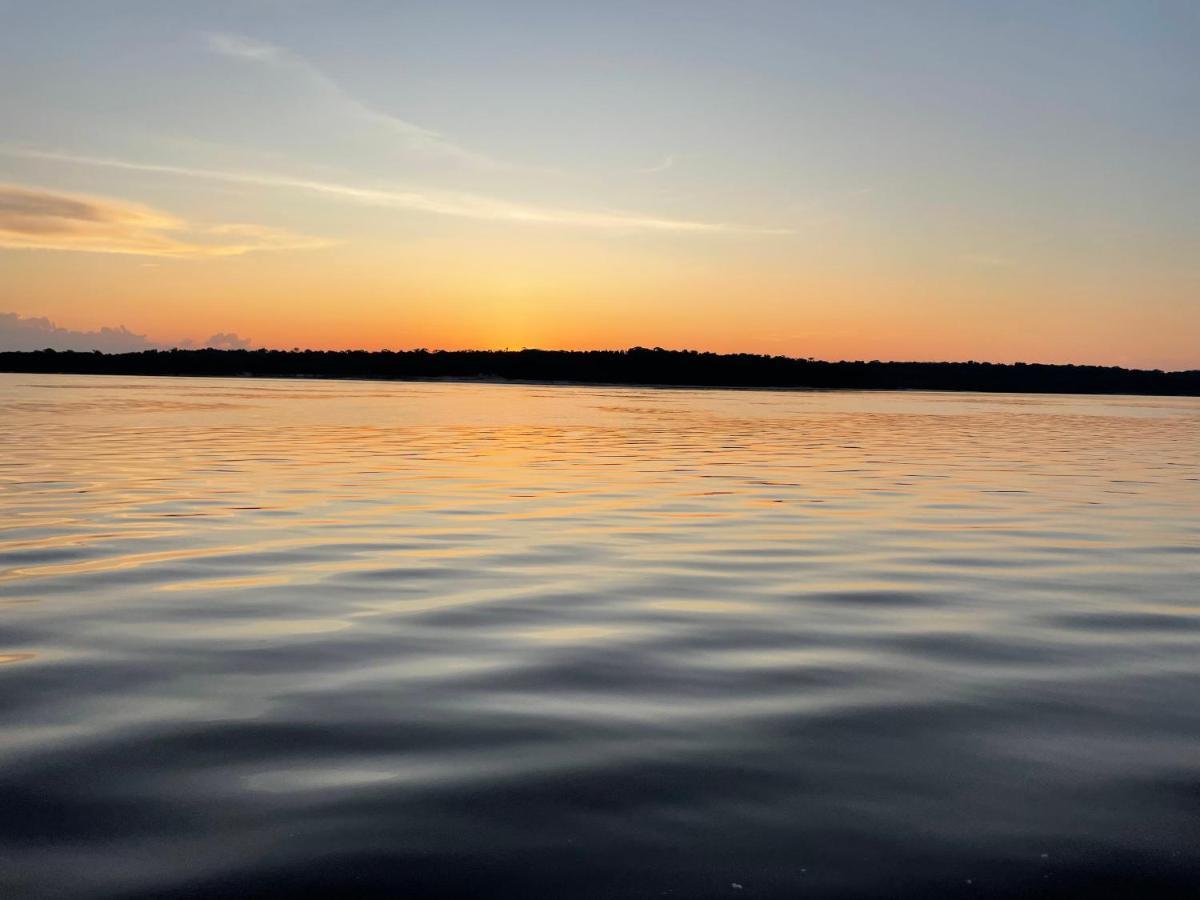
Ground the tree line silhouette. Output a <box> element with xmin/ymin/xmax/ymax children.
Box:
<box><xmin>1</xmin><ymin>347</ymin><xmax>1197</xmax><ymax>396</ymax></box>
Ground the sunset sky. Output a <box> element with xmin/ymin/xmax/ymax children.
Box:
<box><xmin>1</xmin><ymin>1</ymin><xmax>1197</xmax><ymax>367</ymax></box>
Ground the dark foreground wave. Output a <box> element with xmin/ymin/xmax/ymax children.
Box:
<box><xmin>2</xmin><ymin>346</ymin><xmax>1199</xmax><ymax>395</ymax></box>
<box><xmin>0</xmin><ymin>377</ymin><xmax>1198</xmax><ymax>898</ymax></box>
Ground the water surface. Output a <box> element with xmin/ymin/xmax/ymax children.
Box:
<box><xmin>1</xmin><ymin>375</ymin><xmax>1198</xmax><ymax>898</ymax></box>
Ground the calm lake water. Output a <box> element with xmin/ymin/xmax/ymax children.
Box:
<box><xmin>1</xmin><ymin>374</ymin><xmax>1198</xmax><ymax>899</ymax></box>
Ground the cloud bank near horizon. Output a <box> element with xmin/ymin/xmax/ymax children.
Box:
<box><xmin>0</xmin><ymin>312</ymin><xmax>251</xmax><ymax>352</ymax></box>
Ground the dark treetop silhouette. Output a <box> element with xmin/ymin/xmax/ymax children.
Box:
<box><xmin>1</xmin><ymin>347</ymin><xmax>1198</xmax><ymax>396</ymax></box>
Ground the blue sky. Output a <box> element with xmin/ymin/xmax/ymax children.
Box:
<box><xmin>1</xmin><ymin>1</ymin><xmax>1197</xmax><ymax>366</ymax></box>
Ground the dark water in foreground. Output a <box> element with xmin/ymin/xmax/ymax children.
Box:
<box><xmin>1</xmin><ymin>375</ymin><xmax>1198</xmax><ymax>899</ymax></box>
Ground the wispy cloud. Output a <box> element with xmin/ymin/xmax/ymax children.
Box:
<box><xmin>5</xmin><ymin>148</ymin><xmax>791</xmax><ymax>235</ymax></box>
<box><xmin>0</xmin><ymin>183</ymin><xmax>331</xmax><ymax>258</ymax></box>
<box><xmin>203</xmin><ymin>31</ymin><xmax>504</xmax><ymax>170</ymax></box>
<box><xmin>635</xmin><ymin>155</ymin><xmax>676</xmax><ymax>174</ymax></box>
<box><xmin>962</xmin><ymin>253</ymin><xmax>1016</xmax><ymax>268</ymax></box>
<box><xmin>205</xmin><ymin>32</ymin><xmax>282</xmax><ymax>63</ymax></box>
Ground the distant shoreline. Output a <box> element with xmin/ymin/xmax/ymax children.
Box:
<box><xmin>1</xmin><ymin>347</ymin><xmax>1198</xmax><ymax>397</ymax></box>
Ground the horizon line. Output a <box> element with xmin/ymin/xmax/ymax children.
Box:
<box><xmin>2</xmin><ymin>345</ymin><xmax>1196</xmax><ymax>375</ymax></box>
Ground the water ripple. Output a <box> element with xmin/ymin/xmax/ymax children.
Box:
<box><xmin>1</xmin><ymin>375</ymin><xmax>1198</xmax><ymax>898</ymax></box>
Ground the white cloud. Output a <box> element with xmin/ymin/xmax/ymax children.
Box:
<box><xmin>205</xmin><ymin>33</ymin><xmax>282</xmax><ymax>63</ymax></box>
<box><xmin>636</xmin><ymin>155</ymin><xmax>676</xmax><ymax>174</ymax></box>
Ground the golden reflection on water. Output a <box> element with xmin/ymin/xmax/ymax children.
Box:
<box><xmin>0</xmin><ymin>375</ymin><xmax>1199</xmax><ymax>898</ymax></box>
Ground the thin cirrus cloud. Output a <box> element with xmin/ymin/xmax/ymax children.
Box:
<box><xmin>0</xmin><ymin>183</ymin><xmax>331</xmax><ymax>258</ymax></box>
<box><xmin>635</xmin><ymin>155</ymin><xmax>677</xmax><ymax>174</ymax></box>
<box><xmin>204</xmin><ymin>32</ymin><xmax>506</xmax><ymax>171</ymax></box>
<box><xmin>5</xmin><ymin>148</ymin><xmax>791</xmax><ymax>235</ymax></box>
<box><xmin>962</xmin><ymin>253</ymin><xmax>1017</xmax><ymax>268</ymax></box>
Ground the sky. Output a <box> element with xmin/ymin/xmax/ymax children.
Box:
<box><xmin>1</xmin><ymin>1</ymin><xmax>1197</xmax><ymax>368</ymax></box>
